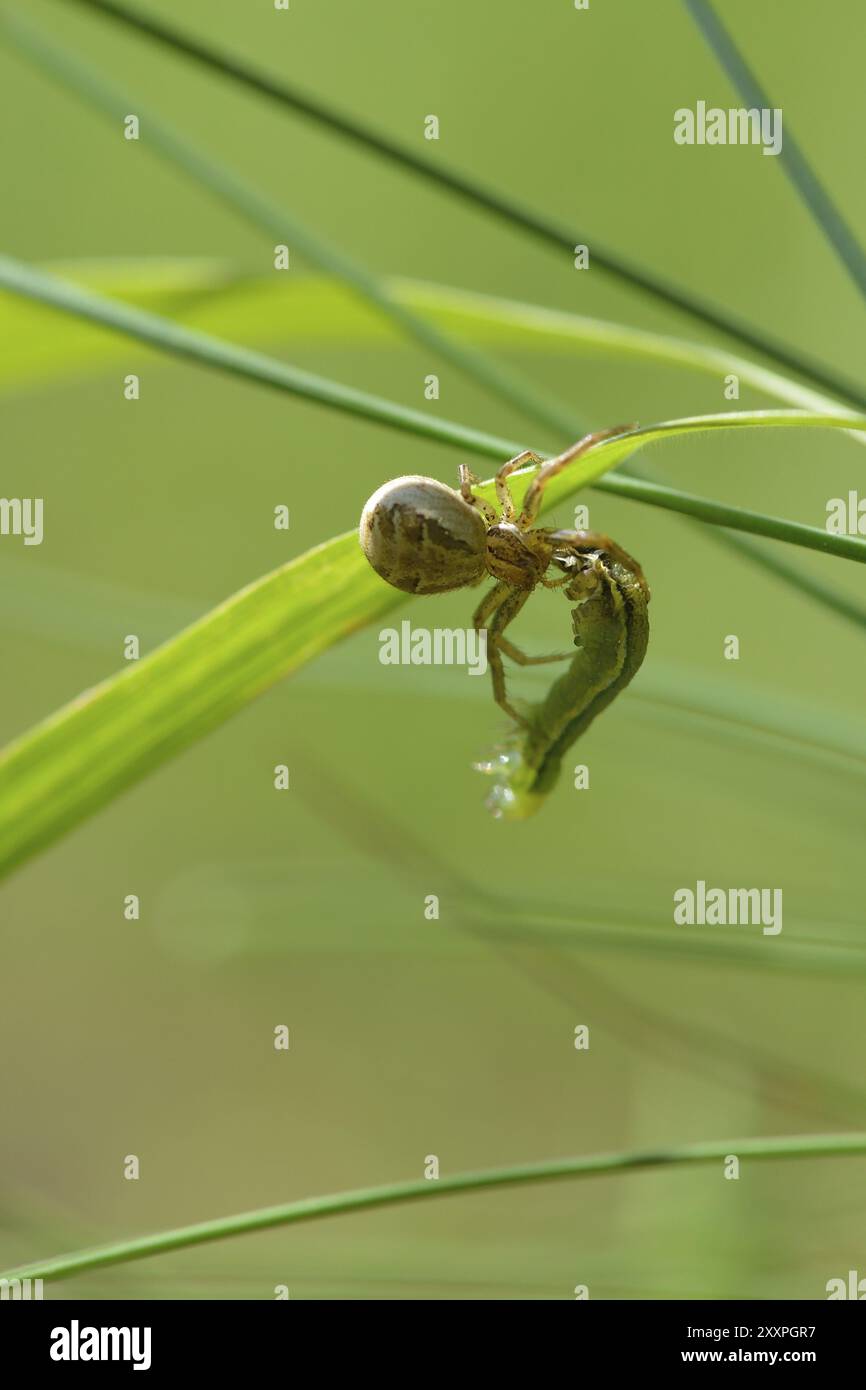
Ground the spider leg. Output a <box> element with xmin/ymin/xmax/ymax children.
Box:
<box><xmin>494</xmin><ymin>449</ymin><xmax>544</xmax><ymax>522</ymax></box>
<box><xmin>517</xmin><ymin>425</ymin><xmax>635</xmax><ymax>527</ymax></box>
<box><xmin>486</xmin><ymin>588</ymin><xmax>535</xmax><ymax>725</ymax></box>
<box><xmin>458</xmin><ymin>465</ymin><xmax>498</xmax><ymax>526</ymax></box>
<box><xmin>471</xmin><ymin>579</ymin><xmax>512</xmax><ymax>631</ymax></box>
<box><xmin>497</xmin><ymin>636</ymin><xmax>572</xmax><ymax>665</ymax></box>
<box><xmin>472</xmin><ymin>581</ymin><xmax>532</xmax><ymax>726</ymax></box>
<box><xmin>492</xmin><ymin>543</ymin><xmax>577</xmax><ymax>662</ymax></box>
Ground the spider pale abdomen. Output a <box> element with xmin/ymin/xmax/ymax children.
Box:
<box><xmin>359</xmin><ymin>474</ymin><xmax>487</xmax><ymax>594</ymax></box>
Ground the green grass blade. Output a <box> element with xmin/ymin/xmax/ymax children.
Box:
<box><xmin>11</xmin><ymin>257</ymin><xmax>864</xmax><ymax>613</ymax></box>
<box><xmin>0</xmin><ymin>261</ymin><xmax>858</xmax><ymax>425</ymax></box>
<box><xmin>5</xmin><ymin>258</ymin><xmax>862</xmax><ymax>628</ymax></box>
<box><xmin>683</xmin><ymin>0</ymin><xmax>866</xmax><ymax>304</ymax></box>
<box><xmin>0</xmin><ymin>534</ymin><xmax>389</xmax><ymax>877</ymax></box>
<box><xmin>0</xmin><ymin>263</ymin><xmax>850</xmax><ymax>418</ymax></box>
<box><xmin>0</xmin><ymin>254</ymin><xmax>517</xmax><ymax>457</ymax></box>
<box><xmin>2</xmin><ymin>1131</ymin><xmax>863</xmax><ymax>1284</ymax></box>
<box><xmin>398</xmin><ymin>278</ymin><xmax>866</xmax><ymax>426</ymax></box>
<box><xmin>698</xmin><ymin>526</ymin><xmax>866</xmax><ymax>632</ymax></box>
<box><xmin>15</xmin><ymin>0</ymin><xmax>861</xmax><ymax>643</ymax></box>
<box><xmin>30</xmin><ymin>8</ymin><xmax>854</xmax><ymax>635</ymax></box>
<box><xmin>0</xmin><ymin>8</ymin><xmax>582</xmax><ymax>444</ymax></box>
<box><xmin>5</xmin><ymin>260</ymin><xmax>865</xmax><ymax>573</ymax></box>
<box><xmin>1</xmin><ymin>254</ymin><xmax>864</xmax><ymax>560</ymax></box>
<box><xmin>61</xmin><ymin>0</ymin><xmax>866</xmax><ymax>414</ymax></box>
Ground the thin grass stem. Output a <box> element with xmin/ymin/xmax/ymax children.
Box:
<box><xmin>2</xmin><ymin>1132</ymin><xmax>863</xmax><ymax>1283</ymax></box>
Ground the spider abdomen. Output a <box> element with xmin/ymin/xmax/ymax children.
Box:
<box><xmin>359</xmin><ymin>474</ymin><xmax>487</xmax><ymax>594</ymax></box>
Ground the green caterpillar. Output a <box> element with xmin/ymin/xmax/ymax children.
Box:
<box><xmin>477</xmin><ymin>539</ymin><xmax>650</xmax><ymax>819</ymax></box>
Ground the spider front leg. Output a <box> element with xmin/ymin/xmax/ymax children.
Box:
<box><xmin>458</xmin><ymin>465</ymin><xmax>497</xmax><ymax>525</ymax></box>
<box><xmin>492</xmin><ymin>450</ymin><xmax>544</xmax><ymax>521</ymax></box>
<box><xmin>460</xmin><ymin>451</ymin><xmax>545</xmax><ymax>525</ymax></box>
<box><xmin>517</xmin><ymin>424</ymin><xmax>636</xmax><ymax>527</ymax></box>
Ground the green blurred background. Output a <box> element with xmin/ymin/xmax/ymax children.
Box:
<box><xmin>1</xmin><ymin>0</ymin><xmax>864</xmax><ymax>1298</ymax></box>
